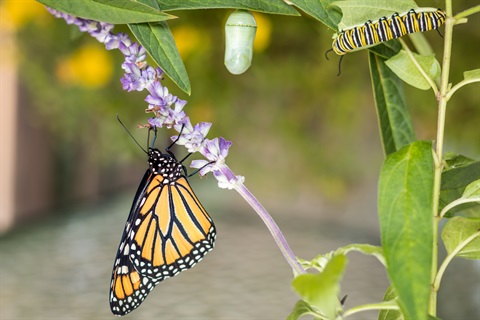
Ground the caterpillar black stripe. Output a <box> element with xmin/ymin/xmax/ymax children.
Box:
<box><xmin>332</xmin><ymin>8</ymin><xmax>446</xmax><ymax>55</ymax></box>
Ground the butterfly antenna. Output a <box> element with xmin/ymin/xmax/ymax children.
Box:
<box><xmin>166</xmin><ymin>124</ymin><xmax>185</xmax><ymax>152</ymax></box>
<box><xmin>186</xmin><ymin>161</ymin><xmax>215</xmax><ymax>177</ymax></box>
<box><xmin>116</xmin><ymin>114</ymin><xmax>147</xmax><ymax>154</ymax></box>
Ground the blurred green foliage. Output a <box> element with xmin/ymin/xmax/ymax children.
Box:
<box><xmin>16</xmin><ymin>2</ymin><xmax>479</xmax><ymax>201</ymax></box>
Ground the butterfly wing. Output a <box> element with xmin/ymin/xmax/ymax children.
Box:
<box><xmin>129</xmin><ymin>174</ymin><xmax>216</xmax><ymax>279</ymax></box>
<box><xmin>110</xmin><ymin>162</ymin><xmax>216</xmax><ymax>316</ymax></box>
<box><xmin>109</xmin><ymin>170</ymin><xmax>157</xmax><ymax>316</ymax></box>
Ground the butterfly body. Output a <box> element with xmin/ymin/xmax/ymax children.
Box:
<box><xmin>110</xmin><ymin>147</ymin><xmax>216</xmax><ymax>316</ymax></box>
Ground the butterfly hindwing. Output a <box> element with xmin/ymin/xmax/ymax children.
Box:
<box><xmin>110</xmin><ymin>256</ymin><xmax>160</xmax><ymax>316</ymax></box>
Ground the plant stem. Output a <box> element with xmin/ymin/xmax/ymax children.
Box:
<box><xmin>433</xmin><ymin>230</ymin><xmax>480</xmax><ymax>293</ymax></box>
<box><xmin>429</xmin><ymin>0</ymin><xmax>454</xmax><ymax>315</ymax></box>
<box><xmin>235</xmin><ymin>182</ymin><xmax>306</xmax><ymax>275</ymax></box>
<box><xmin>446</xmin><ymin>77</ymin><xmax>480</xmax><ymax>101</ymax></box>
<box><xmin>454</xmin><ymin>5</ymin><xmax>480</xmax><ymax>20</ymax></box>
<box><xmin>440</xmin><ymin>197</ymin><xmax>480</xmax><ymax>218</ymax></box>
<box><xmin>218</xmin><ymin>164</ymin><xmax>305</xmax><ymax>275</ymax></box>
<box><xmin>343</xmin><ymin>301</ymin><xmax>399</xmax><ymax>318</ymax></box>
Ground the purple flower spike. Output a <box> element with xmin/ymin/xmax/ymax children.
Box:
<box><xmin>120</xmin><ymin>62</ymin><xmax>145</xmax><ymax>91</ymax></box>
<box><xmin>141</xmin><ymin>67</ymin><xmax>162</xmax><ymax>89</ymax></box>
<box><xmin>145</xmin><ymin>81</ymin><xmax>176</xmax><ymax>108</ymax></box>
<box><xmin>203</xmin><ymin>137</ymin><xmax>232</xmax><ymax>163</ymax></box>
<box><xmin>89</xmin><ymin>22</ymin><xmax>114</xmax><ymax>42</ymax></box>
<box><xmin>214</xmin><ymin>169</ymin><xmax>245</xmax><ymax>189</ymax></box>
<box><xmin>120</xmin><ymin>43</ymin><xmax>147</xmax><ymax>64</ymax></box>
<box><xmin>163</xmin><ymin>99</ymin><xmax>187</xmax><ymax>128</ymax></box>
<box><xmin>105</xmin><ymin>32</ymin><xmax>131</xmax><ymax>50</ymax></box>
<box><xmin>191</xmin><ymin>137</ymin><xmax>232</xmax><ymax>176</ymax></box>
<box><xmin>173</xmin><ymin>119</ymin><xmax>212</xmax><ymax>153</ymax></box>
<box><xmin>148</xmin><ymin>117</ymin><xmax>165</xmax><ymax>129</ymax></box>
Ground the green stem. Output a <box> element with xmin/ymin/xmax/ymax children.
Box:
<box><xmin>440</xmin><ymin>197</ymin><xmax>480</xmax><ymax>218</ymax></box>
<box><xmin>429</xmin><ymin>0</ymin><xmax>454</xmax><ymax>316</ymax></box>
<box><xmin>446</xmin><ymin>77</ymin><xmax>480</xmax><ymax>101</ymax></box>
<box><xmin>454</xmin><ymin>5</ymin><xmax>480</xmax><ymax>20</ymax></box>
<box><xmin>433</xmin><ymin>230</ymin><xmax>480</xmax><ymax>292</ymax></box>
<box><xmin>343</xmin><ymin>301</ymin><xmax>399</xmax><ymax>318</ymax></box>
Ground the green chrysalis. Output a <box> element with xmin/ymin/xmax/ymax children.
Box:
<box><xmin>224</xmin><ymin>10</ymin><xmax>257</xmax><ymax>75</ymax></box>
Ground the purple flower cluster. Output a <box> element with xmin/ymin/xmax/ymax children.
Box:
<box><xmin>46</xmin><ymin>7</ymin><xmax>243</xmax><ymax>189</ymax></box>
<box><xmin>46</xmin><ymin>8</ymin><xmax>113</xmax><ymax>42</ymax></box>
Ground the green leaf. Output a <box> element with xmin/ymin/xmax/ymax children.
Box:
<box><xmin>297</xmin><ymin>253</ymin><xmax>332</xmax><ymax>272</ymax></box>
<box><xmin>441</xmin><ymin>180</ymin><xmax>480</xmax><ymax>218</ymax></box>
<box><xmin>137</xmin><ymin>0</ymin><xmax>160</xmax><ymax>10</ymax></box>
<box><xmin>331</xmin><ymin>0</ymin><xmax>418</xmax><ymax>30</ymax></box>
<box><xmin>378</xmin><ymin>141</ymin><xmax>434</xmax><ymax>320</ymax></box>
<box><xmin>378</xmin><ymin>287</ymin><xmax>402</xmax><ymax>320</ymax></box>
<box><xmin>37</xmin><ymin>0</ymin><xmax>175</xmax><ymax>24</ymax></box>
<box><xmin>292</xmin><ymin>254</ymin><xmax>347</xmax><ymax>319</ymax></box>
<box><xmin>287</xmin><ymin>300</ymin><xmax>322</xmax><ymax>320</ymax></box>
<box><xmin>464</xmin><ymin>69</ymin><xmax>480</xmax><ymax>80</ymax></box>
<box><xmin>368</xmin><ymin>41</ymin><xmax>402</xmax><ymax>60</ymax></box>
<box><xmin>443</xmin><ymin>152</ymin><xmax>476</xmax><ymax>170</ymax></box>
<box><xmin>442</xmin><ymin>216</ymin><xmax>480</xmax><ymax>260</ymax></box>
<box><xmin>369</xmin><ymin>53</ymin><xmax>415</xmax><ymax>156</ymax></box>
<box><xmin>155</xmin><ymin>0</ymin><xmax>299</xmax><ymax>15</ymax></box>
<box><xmin>463</xmin><ymin>180</ymin><xmax>480</xmax><ymax>199</ymax></box>
<box><xmin>385</xmin><ymin>50</ymin><xmax>441</xmax><ymax>90</ymax></box>
<box><xmin>440</xmin><ymin>156</ymin><xmax>480</xmax><ymax>217</ymax></box>
<box><xmin>336</xmin><ymin>244</ymin><xmax>386</xmax><ymax>266</ymax></box>
<box><xmin>129</xmin><ymin>22</ymin><xmax>190</xmax><ymax>95</ymax></box>
<box><xmin>287</xmin><ymin>0</ymin><xmax>341</xmax><ymax>30</ymax></box>
<box><xmin>408</xmin><ymin>32</ymin><xmax>434</xmax><ymax>56</ymax></box>
<box><xmin>441</xmin><ymin>160</ymin><xmax>479</xmax><ymax>190</ymax></box>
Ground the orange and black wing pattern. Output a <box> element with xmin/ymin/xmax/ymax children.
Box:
<box><xmin>109</xmin><ymin>148</ymin><xmax>216</xmax><ymax>316</ymax></box>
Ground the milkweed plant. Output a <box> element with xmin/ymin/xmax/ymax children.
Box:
<box><xmin>41</xmin><ymin>0</ymin><xmax>479</xmax><ymax>319</ymax></box>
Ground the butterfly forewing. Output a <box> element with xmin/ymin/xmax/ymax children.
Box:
<box><xmin>109</xmin><ymin>148</ymin><xmax>216</xmax><ymax>316</ymax></box>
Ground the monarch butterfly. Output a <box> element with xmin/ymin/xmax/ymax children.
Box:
<box><xmin>332</xmin><ymin>8</ymin><xmax>446</xmax><ymax>55</ymax></box>
<box><xmin>109</xmin><ymin>128</ymin><xmax>216</xmax><ymax>316</ymax></box>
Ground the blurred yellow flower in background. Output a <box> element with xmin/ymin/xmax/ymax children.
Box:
<box><xmin>0</xmin><ymin>0</ymin><xmax>49</xmax><ymax>31</ymax></box>
<box><xmin>172</xmin><ymin>25</ymin><xmax>211</xmax><ymax>58</ymax></box>
<box><xmin>252</xmin><ymin>12</ymin><xmax>271</xmax><ymax>52</ymax></box>
<box><xmin>56</xmin><ymin>43</ymin><xmax>113</xmax><ymax>88</ymax></box>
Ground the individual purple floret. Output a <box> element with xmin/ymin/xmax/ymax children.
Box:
<box><xmin>173</xmin><ymin>119</ymin><xmax>212</xmax><ymax>153</ymax></box>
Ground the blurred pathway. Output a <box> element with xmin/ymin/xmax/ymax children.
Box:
<box><xmin>1</xmin><ymin>184</ymin><xmax>478</xmax><ymax>319</ymax></box>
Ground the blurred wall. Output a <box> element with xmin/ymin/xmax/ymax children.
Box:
<box><xmin>0</xmin><ymin>25</ymin><xmax>17</xmax><ymax>232</ymax></box>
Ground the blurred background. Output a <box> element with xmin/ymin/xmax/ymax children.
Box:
<box><xmin>0</xmin><ymin>0</ymin><xmax>478</xmax><ymax>319</ymax></box>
